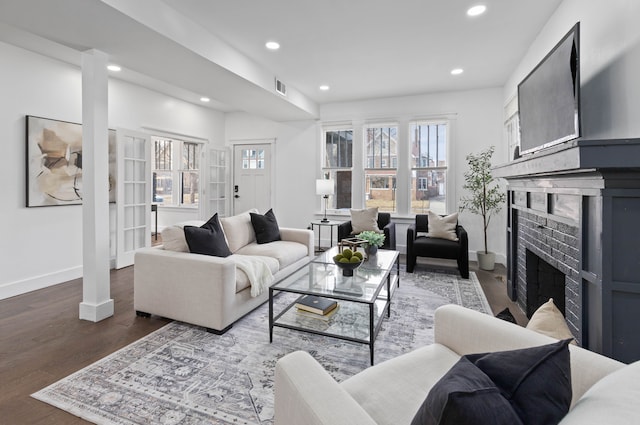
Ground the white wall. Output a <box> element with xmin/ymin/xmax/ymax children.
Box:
<box><xmin>226</xmin><ymin>88</ymin><xmax>505</xmax><ymax>260</ymax></box>
<box><xmin>224</xmin><ymin>112</ymin><xmax>319</xmax><ymax>231</ymax></box>
<box><xmin>0</xmin><ymin>41</ymin><xmax>225</xmax><ymax>299</ymax></box>
<box><xmin>504</xmin><ymin>0</ymin><xmax>640</xmax><ymax>140</ymax></box>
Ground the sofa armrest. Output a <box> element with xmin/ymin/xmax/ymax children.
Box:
<box><xmin>275</xmin><ymin>351</ymin><xmax>377</xmax><ymax>425</ymax></box>
<box><xmin>134</xmin><ymin>247</ymin><xmax>238</xmax><ymax>329</ymax></box>
<box><xmin>279</xmin><ymin>227</ymin><xmax>314</xmax><ymax>257</ymax></box>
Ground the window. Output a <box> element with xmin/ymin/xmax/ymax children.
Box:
<box><xmin>322</xmin><ymin>128</ymin><xmax>353</xmax><ymax>209</ymax></box>
<box><xmin>365</xmin><ymin>125</ymin><xmax>397</xmax><ymax>212</ymax></box>
<box><xmin>152</xmin><ymin>137</ymin><xmax>201</xmax><ymax>207</ymax></box>
<box><xmin>241</xmin><ymin>149</ymin><xmax>265</xmax><ymax>169</ymax></box>
<box><xmin>410</xmin><ymin>122</ymin><xmax>447</xmax><ymax>214</ymax></box>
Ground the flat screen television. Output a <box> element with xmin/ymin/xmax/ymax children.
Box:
<box><xmin>518</xmin><ymin>23</ymin><xmax>580</xmax><ymax>155</ymax></box>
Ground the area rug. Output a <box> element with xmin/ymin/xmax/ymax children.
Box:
<box><xmin>32</xmin><ymin>269</ymin><xmax>491</xmax><ymax>425</ymax></box>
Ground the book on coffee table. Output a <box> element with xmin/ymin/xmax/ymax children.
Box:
<box><xmin>296</xmin><ymin>304</ymin><xmax>340</xmax><ymax>321</ymax></box>
<box><xmin>295</xmin><ymin>295</ymin><xmax>338</xmax><ymax>315</ymax></box>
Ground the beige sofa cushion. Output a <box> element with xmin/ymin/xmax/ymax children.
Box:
<box><xmin>559</xmin><ymin>360</ymin><xmax>640</xmax><ymax>424</ymax></box>
<box><xmin>341</xmin><ymin>344</ymin><xmax>460</xmax><ymax>425</ymax></box>
<box><xmin>220</xmin><ymin>209</ymin><xmax>258</xmax><ymax>252</ymax></box>
<box><xmin>161</xmin><ymin>220</ymin><xmax>206</xmax><ymax>252</ymax></box>
<box><xmin>236</xmin><ymin>240</ymin><xmax>309</xmax><ymax>269</ymax></box>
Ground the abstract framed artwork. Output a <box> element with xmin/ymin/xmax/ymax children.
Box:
<box><xmin>26</xmin><ymin>115</ymin><xmax>116</xmax><ymax>207</ymax></box>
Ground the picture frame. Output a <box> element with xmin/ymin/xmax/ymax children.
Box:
<box><xmin>26</xmin><ymin>115</ymin><xmax>116</xmax><ymax>207</ymax></box>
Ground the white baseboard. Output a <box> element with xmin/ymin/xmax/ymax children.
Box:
<box><xmin>0</xmin><ymin>266</ymin><xmax>83</xmax><ymax>301</ymax></box>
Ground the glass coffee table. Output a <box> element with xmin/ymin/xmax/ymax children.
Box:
<box><xmin>269</xmin><ymin>248</ymin><xmax>400</xmax><ymax>365</ymax></box>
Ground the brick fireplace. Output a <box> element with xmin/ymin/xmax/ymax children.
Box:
<box><xmin>494</xmin><ymin>138</ymin><xmax>640</xmax><ymax>363</ymax></box>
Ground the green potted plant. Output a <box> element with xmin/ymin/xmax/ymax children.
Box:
<box><xmin>356</xmin><ymin>230</ymin><xmax>385</xmax><ymax>258</ymax></box>
<box><xmin>459</xmin><ymin>146</ymin><xmax>506</xmax><ymax>271</ymax></box>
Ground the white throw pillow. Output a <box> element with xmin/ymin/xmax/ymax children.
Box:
<box><xmin>161</xmin><ymin>220</ymin><xmax>206</xmax><ymax>252</ymax></box>
<box><xmin>426</xmin><ymin>211</ymin><xmax>459</xmax><ymax>241</ymax></box>
<box><xmin>350</xmin><ymin>207</ymin><xmax>381</xmax><ymax>234</ymax></box>
<box><xmin>526</xmin><ymin>298</ymin><xmax>576</xmax><ymax>343</ymax></box>
<box><xmin>220</xmin><ymin>209</ymin><xmax>259</xmax><ymax>253</ymax></box>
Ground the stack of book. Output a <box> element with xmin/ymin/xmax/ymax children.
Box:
<box><xmin>295</xmin><ymin>295</ymin><xmax>338</xmax><ymax>320</ymax></box>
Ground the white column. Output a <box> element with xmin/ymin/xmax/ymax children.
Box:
<box><xmin>79</xmin><ymin>49</ymin><xmax>114</xmax><ymax>322</ymax></box>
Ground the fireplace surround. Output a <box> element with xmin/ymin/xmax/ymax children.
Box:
<box><xmin>494</xmin><ymin>138</ymin><xmax>640</xmax><ymax>363</ymax></box>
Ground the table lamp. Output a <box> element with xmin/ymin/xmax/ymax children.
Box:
<box><xmin>316</xmin><ymin>179</ymin><xmax>334</xmax><ymax>223</ymax></box>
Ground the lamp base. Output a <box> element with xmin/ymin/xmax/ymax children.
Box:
<box><xmin>320</xmin><ymin>218</ymin><xmax>330</xmax><ymax>223</ymax></box>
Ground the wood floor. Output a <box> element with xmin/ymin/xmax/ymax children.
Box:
<box><xmin>0</xmin><ymin>259</ymin><xmax>523</xmax><ymax>424</ymax></box>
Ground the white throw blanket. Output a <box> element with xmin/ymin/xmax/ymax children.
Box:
<box><xmin>231</xmin><ymin>255</ymin><xmax>275</xmax><ymax>297</ymax></box>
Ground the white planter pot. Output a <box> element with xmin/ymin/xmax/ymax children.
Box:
<box><xmin>477</xmin><ymin>251</ymin><xmax>496</xmax><ymax>271</ymax></box>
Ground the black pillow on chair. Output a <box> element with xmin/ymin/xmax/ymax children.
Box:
<box><xmin>184</xmin><ymin>213</ymin><xmax>232</xmax><ymax>257</ymax></box>
<box><xmin>250</xmin><ymin>208</ymin><xmax>281</xmax><ymax>244</ymax></box>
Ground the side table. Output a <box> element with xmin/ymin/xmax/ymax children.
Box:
<box><xmin>309</xmin><ymin>220</ymin><xmax>343</xmax><ymax>252</ymax></box>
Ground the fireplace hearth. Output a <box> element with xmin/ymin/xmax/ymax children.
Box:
<box><xmin>494</xmin><ymin>138</ymin><xmax>640</xmax><ymax>363</ymax></box>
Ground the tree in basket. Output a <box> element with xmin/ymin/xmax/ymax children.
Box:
<box><xmin>356</xmin><ymin>230</ymin><xmax>385</xmax><ymax>258</ymax></box>
<box><xmin>459</xmin><ymin>146</ymin><xmax>506</xmax><ymax>271</ymax></box>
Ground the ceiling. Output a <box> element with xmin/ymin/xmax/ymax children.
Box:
<box><xmin>0</xmin><ymin>0</ymin><xmax>562</xmax><ymax>121</ymax></box>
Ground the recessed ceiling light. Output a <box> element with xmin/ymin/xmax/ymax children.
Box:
<box><xmin>107</xmin><ymin>65</ymin><xmax>121</xmax><ymax>72</ymax></box>
<box><xmin>319</xmin><ymin>85</ymin><xmax>330</xmax><ymax>91</ymax></box>
<box><xmin>200</xmin><ymin>97</ymin><xmax>210</xmax><ymax>102</ymax></box>
<box><xmin>467</xmin><ymin>5</ymin><xmax>486</xmax><ymax>16</ymax></box>
<box><xmin>451</xmin><ymin>68</ymin><xmax>464</xmax><ymax>75</ymax></box>
<box><xmin>265</xmin><ymin>41</ymin><xmax>280</xmax><ymax>50</ymax></box>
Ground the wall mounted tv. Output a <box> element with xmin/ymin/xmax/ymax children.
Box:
<box><xmin>518</xmin><ymin>22</ymin><xmax>580</xmax><ymax>155</ymax></box>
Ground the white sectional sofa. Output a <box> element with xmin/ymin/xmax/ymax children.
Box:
<box><xmin>134</xmin><ymin>210</ymin><xmax>314</xmax><ymax>333</ymax></box>
<box><xmin>275</xmin><ymin>304</ymin><xmax>638</xmax><ymax>425</ymax></box>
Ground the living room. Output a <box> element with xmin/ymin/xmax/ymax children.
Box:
<box><xmin>2</xmin><ymin>0</ymin><xmax>640</xmax><ymax>424</ymax></box>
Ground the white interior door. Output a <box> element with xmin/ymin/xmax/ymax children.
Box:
<box><xmin>116</xmin><ymin>129</ymin><xmax>151</xmax><ymax>269</ymax></box>
<box><xmin>233</xmin><ymin>143</ymin><xmax>272</xmax><ymax>214</ymax></box>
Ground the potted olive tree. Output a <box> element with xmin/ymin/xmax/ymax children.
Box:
<box><xmin>459</xmin><ymin>146</ymin><xmax>506</xmax><ymax>270</ymax></box>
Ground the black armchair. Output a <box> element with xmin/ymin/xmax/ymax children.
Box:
<box><xmin>338</xmin><ymin>212</ymin><xmax>396</xmax><ymax>250</ymax></box>
<box><xmin>406</xmin><ymin>214</ymin><xmax>469</xmax><ymax>278</ymax></box>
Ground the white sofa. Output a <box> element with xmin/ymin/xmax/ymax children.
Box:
<box><xmin>134</xmin><ymin>210</ymin><xmax>314</xmax><ymax>333</ymax></box>
<box><xmin>275</xmin><ymin>304</ymin><xmax>639</xmax><ymax>425</ymax></box>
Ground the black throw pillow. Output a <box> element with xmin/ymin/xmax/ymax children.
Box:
<box><xmin>410</xmin><ymin>357</ymin><xmax>523</xmax><ymax>425</ymax></box>
<box><xmin>495</xmin><ymin>307</ymin><xmax>517</xmax><ymax>324</ymax></box>
<box><xmin>411</xmin><ymin>339</ymin><xmax>572</xmax><ymax>425</ymax></box>
<box><xmin>250</xmin><ymin>208</ymin><xmax>281</xmax><ymax>244</ymax></box>
<box><xmin>466</xmin><ymin>339</ymin><xmax>573</xmax><ymax>425</ymax></box>
<box><xmin>183</xmin><ymin>213</ymin><xmax>232</xmax><ymax>257</ymax></box>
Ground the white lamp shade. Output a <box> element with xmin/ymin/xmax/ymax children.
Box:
<box><xmin>316</xmin><ymin>179</ymin><xmax>334</xmax><ymax>196</ymax></box>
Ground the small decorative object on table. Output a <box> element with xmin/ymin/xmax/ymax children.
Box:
<box><xmin>332</xmin><ymin>248</ymin><xmax>363</xmax><ymax>276</ymax></box>
<box><xmin>356</xmin><ymin>230</ymin><xmax>386</xmax><ymax>259</ymax></box>
<box><xmin>338</xmin><ymin>237</ymin><xmax>367</xmax><ymax>253</ymax></box>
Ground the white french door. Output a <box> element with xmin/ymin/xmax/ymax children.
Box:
<box><xmin>116</xmin><ymin>129</ymin><xmax>152</xmax><ymax>269</ymax></box>
<box><xmin>232</xmin><ymin>142</ymin><xmax>273</xmax><ymax>214</ymax></box>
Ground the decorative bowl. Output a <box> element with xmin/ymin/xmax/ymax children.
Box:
<box><xmin>333</xmin><ymin>251</ymin><xmax>363</xmax><ymax>276</ymax></box>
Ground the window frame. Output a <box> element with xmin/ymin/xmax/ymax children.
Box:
<box><xmin>321</xmin><ymin>125</ymin><xmax>354</xmax><ymax>210</ymax></box>
<box><xmin>152</xmin><ymin>136</ymin><xmax>203</xmax><ymax>209</ymax></box>
<box><xmin>363</xmin><ymin>123</ymin><xmax>399</xmax><ymax>213</ymax></box>
<box><xmin>409</xmin><ymin>120</ymin><xmax>449</xmax><ymax>215</ymax></box>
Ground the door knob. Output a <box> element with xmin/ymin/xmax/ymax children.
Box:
<box><xmin>234</xmin><ymin>195</ymin><xmax>240</xmax><ymax>198</ymax></box>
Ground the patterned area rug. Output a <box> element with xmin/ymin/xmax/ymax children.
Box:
<box><xmin>32</xmin><ymin>269</ymin><xmax>490</xmax><ymax>425</ymax></box>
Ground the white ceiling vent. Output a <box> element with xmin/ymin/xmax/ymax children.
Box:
<box><xmin>275</xmin><ymin>78</ymin><xmax>287</xmax><ymax>96</ymax></box>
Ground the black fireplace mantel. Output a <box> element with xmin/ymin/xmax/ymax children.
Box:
<box><xmin>494</xmin><ymin>138</ymin><xmax>640</xmax><ymax>179</ymax></box>
<box><xmin>495</xmin><ymin>138</ymin><xmax>640</xmax><ymax>363</ymax></box>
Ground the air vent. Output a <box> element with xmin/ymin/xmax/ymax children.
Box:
<box><xmin>275</xmin><ymin>78</ymin><xmax>287</xmax><ymax>96</ymax></box>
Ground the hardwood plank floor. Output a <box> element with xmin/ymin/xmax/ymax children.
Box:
<box><xmin>0</xmin><ymin>259</ymin><xmax>522</xmax><ymax>424</ymax></box>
